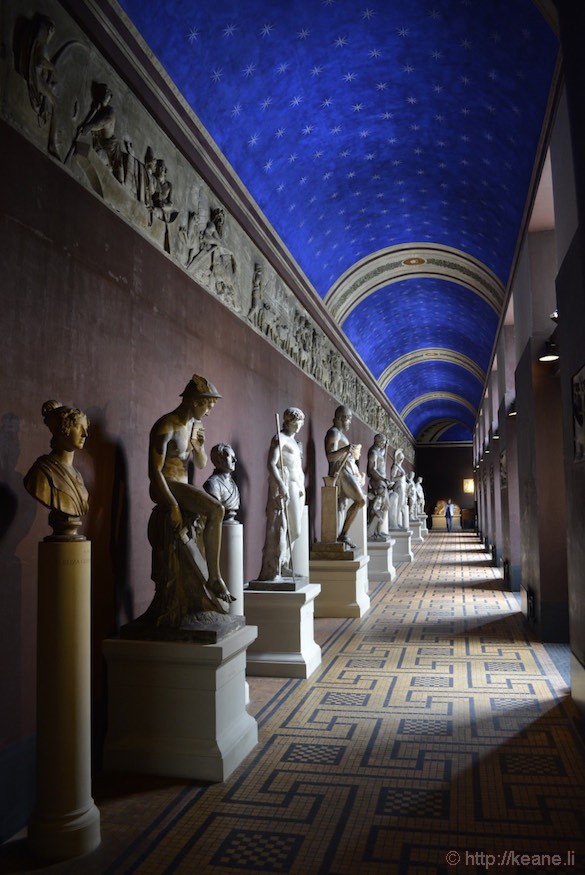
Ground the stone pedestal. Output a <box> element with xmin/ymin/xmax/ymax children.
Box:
<box><xmin>102</xmin><ymin>625</ymin><xmax>258</xmax><ymax>783</ymax></box>
<box><xmin>28</xmin><ymin>540</ymin><xmax>101</xmax><ymax>862</ymax></box>
<box><xmin>432</xmin><ymin>513</ymin><xmax>461</xmax><ymax>531</ymax></box>
<box><xmin>367</xmin><ymin>538</ymin><xmax>396</xmax><ymax>581</ymax></box>
<box><xmin>390</xmin><ymin>529</ymin><xmax>414</xmax><ymax>563</ymax></box>
<box><xmin>409</xmin><ymin>518</ymin><xmax>424</xmax><ymax>545</ymax></box>
<box><xmin>420</xmin><ymin>515</ymin><xmax>429</xmax><ymax>536</ymax></box>
<box><xmin>244</xmin><ymin>583</ymin><xmax>322</xmax><ymax>678</ymax></box>
<box><xmin>220</xmin><ymin>522</ymin><xmax>244</xmax><ymax>615</ymax></box>
<box><xmin>310</xmin><ymin>555</ymin><xmax>370</xmax><ymax>617</ymax></box>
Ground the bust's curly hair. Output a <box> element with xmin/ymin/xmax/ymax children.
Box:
<box><xmin>41</xmin><ymin>400</ymin><xmax>89</xmax><ymax>449</ymax></box>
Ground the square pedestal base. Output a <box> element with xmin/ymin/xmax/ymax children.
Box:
<box><xmin>367</xmin><ymin>539</ymin><xmax>396</xmax><ymax>581</ymax></box>
<box><xmin>409</xmin><ymin>519</ymin><xmax>424</xmax><ymax>545</ymax></box>
<box><xmin>431</xmin><ymin>514</ymin><xmax>461</xmax><ymax>531</ymax></box>
<box><xmin>102</xmin><ymin>625</ymin><xmax>258</xmax><ymax>783</ymax></box>
<box><xmin>244</xmin><ymin>584</ymin><xmax>322</xmax><ymax>678</ymax></box>
<box><xmin>390</xmin><ymin>530</ymin><xmax>414</xmax><ymax>563</ymax></box>
<box><xmin>309</xmin><ymin>555</ymin><xmax>370</xmax><ymax>618</ymax></box>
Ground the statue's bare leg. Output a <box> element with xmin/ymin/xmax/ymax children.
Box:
<box><xmin>202</xmin><ymin>502</ymin><xmax>235</xmax><ymax>602</ymax></box>
<box><xmin>337</xmin><ymin>475</ymin><xmax>366</xmax><ymax>547</ymax></box>
<box><xmin>169</xmin><ymin>482</ymin><xmax>235</xmax><ymax>603</ymax></box>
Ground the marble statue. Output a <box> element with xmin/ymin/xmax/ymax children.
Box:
<box><xmin>146</xmin><ymin>374</ymin><xmax>235</xmax><ymax>626</ymax></box>
<box><xmin>257</xmin><ymin>408</ymin><xmax>306</xmax><ymax>580</ymax></box>
<box><xmin>24</xmin><ymin>400</ymin><xmax>90</xmax><ymax>540</ymax></box>
<box><xmin>203</xmin><ymin>443</ymin><xmax>240</xmax><ymax>523</ymax></box>
<box><xmin>366</xmin><ymin>434</ymin><xmax>391</xmax><ymax>541</ymax></box>
<box><xmin>406</xmin><ymin>471</ymin><xmax>418</xmax><ymax>522</ymax></box>
<box><xmin>325</xmin><ymin>405</ymin><xmax>366</xmax><ymax>549</ymax></box>
<box><xmin>388</xmin><ymin>448</ymin><xmax>409</xmax><ymax>530</ymax></box>
<box><xmin>415</xmin><ymin>475</ymin><xmax>426</xmax><ymax>519</ymax></box>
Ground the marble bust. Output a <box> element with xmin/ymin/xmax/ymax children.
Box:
<box><xmin>24</xmin><ymin>400</ymin><xmax>90</xmax><ymax>540</ymax></box>
<box><xmin>203</xmin><ymin>443</ymin><xmax>240</xmax><ymax>523</ymax></box>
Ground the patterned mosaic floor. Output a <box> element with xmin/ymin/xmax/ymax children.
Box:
<box><xmin>3</xmin><ymin>532</ymin><xmax>585</xmax><ymax>874</ymax></box>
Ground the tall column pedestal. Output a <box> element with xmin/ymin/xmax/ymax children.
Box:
<box><xmin>28</xmin><ymin>540</ymin><xmax>101</xmax><ymax>862</ymax></box>
<box><xmin>244</xmin><ymin>584</ymin><xmax>322</xmax><ymax>678</ymax></box>
<box><xmin>390</xmin><ymin>530</ymin><xmax>414</xmax><ymax>563</ymax></box>
<box><xmin>367</xmin><ymin>538</ymin><xmax>396</xmax><ymax>581</ymax></box>
<box><xmin>102</xmin><ymin>626</ymin><xmax>258</xmax><ymax>783</ymax></box>
<box><xmin>220</xmin><ymin>522</ymin><xmax>244</xmax><ymax>614</ymax></box>
<box><xmin>219</xmin><ymin>521</ymin><xmax>249</xmax><ymax>703</ymax></box>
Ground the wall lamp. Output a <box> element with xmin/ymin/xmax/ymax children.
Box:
<box><xmin>508</xmin><ymin>402</ymin><xmax>517</xmax><ymax>417</ymax></box>
<box><xmin>538</xmin><ymin>339</ymin><xmax>560</xmax><ymax>362</ymax></box>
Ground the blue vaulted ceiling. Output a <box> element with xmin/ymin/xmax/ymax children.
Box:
<box><xmin>118</xmin><ymin>0</ymin><xmax>558</xmax><ymax>442</ymax></box>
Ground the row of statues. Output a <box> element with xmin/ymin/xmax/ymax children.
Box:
<box><xmin>23</xmin><ymin>374</ymin><xmax>426</xmax><ymax>634</ymax></box>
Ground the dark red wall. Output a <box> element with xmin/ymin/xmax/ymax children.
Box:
<box><xmin>0</xmin><ymin>120</ymin><xmax>379</xmax><ymax>753</ymax></box>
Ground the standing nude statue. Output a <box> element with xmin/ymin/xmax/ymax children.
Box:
<box><xmin>406</xmin><ymin>471</ymin><xmax>418</xmax><ymax>522</ymax></box>
<box><xmin>366</xmin><ymin>433</ymin><xmax>391</xmax><ymax>541</ymax></box>
<box><xmin>258</xmin><ymin>408</ymin><xmax>306</xmax><ymax>580</ymax></box>
<box><xmin>415</xmin><ymin>476</ymin><xmax>426</xmax><ymax>519</ymax></box>
<box><xmin>389</xmin><ymin>448</ymin><xmax>409</xmax><ymax>530</ymax></box>
<box><xmin>147</xmin><ymin>374</ymin><xmax>234</xmax><ymax>625</ymax></box>
<box><xmin>325</xmin><ymin>405</ymin><xmax>366</xmax><ymax>549</ymax></box>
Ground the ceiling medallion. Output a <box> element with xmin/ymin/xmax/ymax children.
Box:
<box><xmin>402</xmin><ymin>257</ymin><xmax>427</xmax><ymax>266</ymax></box>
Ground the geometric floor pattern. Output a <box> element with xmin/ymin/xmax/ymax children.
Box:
<box><xmin>3</xmin><ymin>532</ymin><xmax>585</xmax><ymax>874</ymax></box>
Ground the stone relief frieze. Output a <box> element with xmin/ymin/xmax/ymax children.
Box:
<box><xmin>5</xmin><ymin>3</ymin><xmax>413</xmax><ymax>461</ymax></box>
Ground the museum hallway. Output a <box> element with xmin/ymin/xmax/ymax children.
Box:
<box><xmin>2</xmin><ymin>531</ymin><xmax>585</xmax><ymax>874</ymax></box>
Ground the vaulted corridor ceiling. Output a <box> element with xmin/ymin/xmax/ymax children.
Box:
<box><xmin>118</xmin><ymin>0</ymin><xmax>559</xmax><ymax>443</ymax></box>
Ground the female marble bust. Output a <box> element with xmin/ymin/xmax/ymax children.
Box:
<box><xmin>24</xmin><ymin>400</ymin><xmax>90</xmax><ymax>540</ymax></box>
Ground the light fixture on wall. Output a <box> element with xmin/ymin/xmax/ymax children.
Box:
<box><xmin>538</xmin><ymin>339</ymin><xmax>560</xmax><ymax>362</ymax></box>
<box><xmin>463</xmin><ymin>478</ymin><xmax>475</xmax><ymax>494</ymax></box>
<box><xmin>508</xmin><ymin>401</ymin><xmax>517</xmax><ymax>417</ymax></box>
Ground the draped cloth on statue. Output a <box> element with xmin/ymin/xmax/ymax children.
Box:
<box><xmin>24</xmin><ymin>453</ymin><xmax>89</xmax><ymax>518</ymax></box>
<box><xmin>146</xmin><ymin>506</ymin><xmax>221</xmax><ymax>627</ymax></box>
